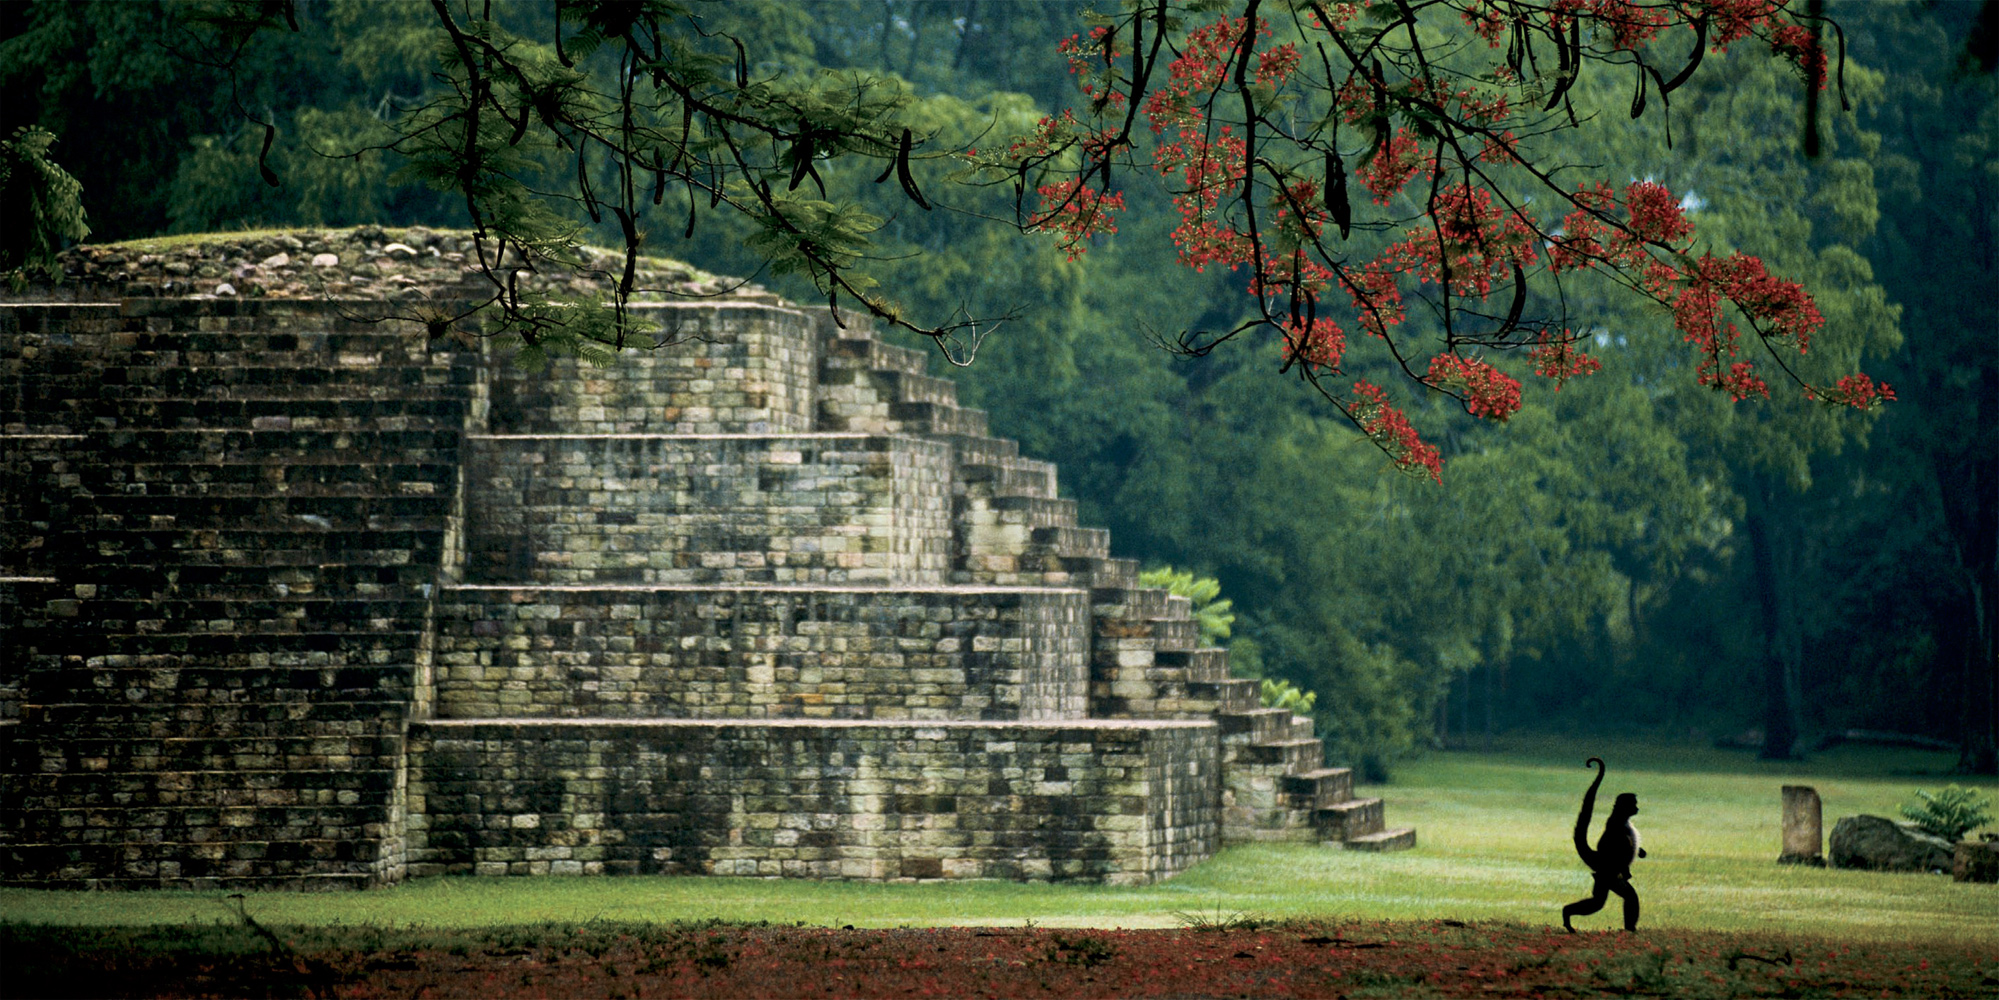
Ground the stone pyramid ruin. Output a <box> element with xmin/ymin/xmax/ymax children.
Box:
<box><xmin>1</xmin><ymin>228</ymin><xmax>1412</xmax><ymax>888</ymax></box>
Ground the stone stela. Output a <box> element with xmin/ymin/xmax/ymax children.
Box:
<box><xmin>0</xmin><ymin>229</ymin><xmax>1413</xmax><ymax>889</ymax></box>
<box><xmin>1779</xmin><ymin>785</ymin><xmax>1825</xmax><ymax>866</ymax></box>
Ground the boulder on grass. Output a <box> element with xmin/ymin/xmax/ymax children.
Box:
<box><xmin>1954</xmin><ymin>839</ymin><xmax>1999</xmax><ymax>883</ymax></box>
<box><xmin>1828</xmin><ymin>815</ymin><xmax>1954</xmax><ymax>873</ymax></box>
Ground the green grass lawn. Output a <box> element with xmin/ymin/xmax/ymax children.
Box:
<box><xmin>3</xmin><ymin>735</ymin><xmax>1992</xmax><ymax>945</ymax></box>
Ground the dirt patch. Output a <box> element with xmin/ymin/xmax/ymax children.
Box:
<box><xmin>4</xmin><ymin>919</ymin><xmax>1993</xmax><ymax>998</ymax></box>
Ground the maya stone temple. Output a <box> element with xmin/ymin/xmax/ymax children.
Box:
<box><xmin>0</xmin><ymin>227</ymin><xmax>1412</xmax><ymax>889</ymax></box>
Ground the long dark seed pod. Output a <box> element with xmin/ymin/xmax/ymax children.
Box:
<box><xmin>1497</xmin><ymin>262</ymin><xmax>1527</xmax><ymax>336</ymax></box>
<box><xmin>895</xmin><ymin>128</ymin><xmax>930</xmax><ymax>210</ymax></box>
<box><xmin>1660</xmin><ymin>13</ymin><xmax>1709</xmax><ymax>94</ymax></box>
<box><xmin>257</xmin><ymin>122</ymin><xmax>280</xmax><ymax>187</ymax></box>
<box><xmin>1543</xmin><ymin>16</ymin><xmax>1581</xmax><ymax>112</ymax></box>
<box><xmin>1325</xmin><ymin>148</ymin><xmax>1351</xmax><ymax>239</ymax></box>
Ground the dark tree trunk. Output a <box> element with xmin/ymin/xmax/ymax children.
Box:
<box><xmin>879</xmin><ymin>0</ymin><xmax>895</xmax><ymax>67</ymax></box>
<box><xmin>1959</xmin><ymin>358</ymin><xmax>1998</xmax><ymax>774</ymax></box>
<box><xmin>902</xmin><ymin>3</ymin><xmax>926</xmax><ymax>80</ymax></box>
<box><xmin>1931</xmin><ymin>333</ymin><xmax>1999</xmax><ymax>775</ymax></box>
<box><xmin>995</xmin><ymin>2</ymin><xmax>1013</xmax><ymax>91</ymax></box>
<box><xmin>1746</xmin><ymin>474</ymin><xmax>1804</xmax><ymax>760</ymax></box>
<box><xmin>1965</xmin><ymin>576</ymin><xmax>1997</xmax><ymax>774</ymax></box>
<box><xmin>953</xmin><ymin>0</ymin><xmax>979</xmax><ymax>71</ymax></box>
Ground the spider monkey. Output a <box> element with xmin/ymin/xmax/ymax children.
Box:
<box><xmin>1562</xmin><ymin>756</ymin><xmax>1647</xmax><ymax>932</ymax></box>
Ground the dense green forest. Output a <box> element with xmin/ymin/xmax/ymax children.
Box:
<box><xmin>2</xmin><ymin>0</ymin><xmax>1992</xmax><ymax>776</ymax></box>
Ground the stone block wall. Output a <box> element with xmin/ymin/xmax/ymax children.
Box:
<box><xmin>463</xmin><ymin>433</ymin><xmax>953</xmax><ymax>585</ymax></box>
<box><xmin>405</xmin><ymin>718</ymin><xmax>1218</xmax><ymax>884</ymax></box>
<box><xmin>431</xmin><ymin>586</ymin><xmax>1089</xmax><ymax>721</ymax></box>
<box><xmin>0</xmin><ymin>579</ymin><xmax>27</xmax><ymax>723</ymax></box>
<box><xmin>484</xmin><ymin>304</ymin><xmax>819</xmax><ymax>435</ymax></box>
<box><xmin>0</xmin><ymin>299</ymin><xmax>475</xmax><ymax>888</ymax></box>
<box><xmin>3</xmin><ymin>230</ymin><xmax>1416</xmax><ymax>887</ymax></box>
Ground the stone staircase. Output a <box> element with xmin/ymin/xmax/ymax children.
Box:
<box><xmin>1</xmin><ymin>301</ymin><xmax>470</xmax><ymax>887</ymax></box>
<box><xmin>3</xmin><ymin>242</ymin><xmax>1412</xmax><ymax>890</ymax></box>
<box><xmin>809</xmin><ymin>310</ymin><xmax>1414</xmax><ymax>852</ymax></box>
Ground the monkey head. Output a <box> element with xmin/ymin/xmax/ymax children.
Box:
<box><xmin>1611</xmin><ymin>792</ymin><xmax>1639</xmax><ymax>817</ymax></box>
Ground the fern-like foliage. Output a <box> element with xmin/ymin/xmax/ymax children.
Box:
<box><xmin>0</xmin><ymin>126</ymin><xmax>90</xmax><ymax>279</ymax></box>
<box><xmin>486</xmin><ymin>295</ymin><xmax>636</xmax><ymax>372</ymax></box>
<box><xmin>1260</xmin><ymin>678</ymin><xmax>1318</xmax><ymax>714</ymax></box>
<box><xmin>1136</xmin><ymin>566</ymin><xmax>1234</xmax><ymax>646</ymax></box>
<box><xmin>1900</xmin><ymin>785</ymin><xmax>1993</xmax><ymax>841</ymax></box>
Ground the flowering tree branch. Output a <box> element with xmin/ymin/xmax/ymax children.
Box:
<box><xmin>982</xmin><ymin>0</ymin><xmax>1890</xmax><ymax>479</ymax></box>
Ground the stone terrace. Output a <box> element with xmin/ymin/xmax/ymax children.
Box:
<box><xmin>1</xmin><ymin>228</ymin><xmax>1411</xmax><ymax>889</ymax></box>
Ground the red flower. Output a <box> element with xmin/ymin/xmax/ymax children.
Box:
<box><xmin>1353</xmin><ymin>380</ymin><xmax>1443</xmax><ymax>480</ymax></box>
<box><xmin>1427</xmin><ymin>352</ymin><xmax>1524</xmax><ymax>422</ymax></box>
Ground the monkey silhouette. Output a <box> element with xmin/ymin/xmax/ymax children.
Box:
<box><xmin>1562</xmin><ymin>756</ymin><xmax>1646</xmax><ymax>932</ymax></box>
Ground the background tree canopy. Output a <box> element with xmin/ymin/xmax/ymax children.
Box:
<box><xmin>2</xmin><ymin>0</ymin><xmax>1991</xmax><ymax>776</ymax></box>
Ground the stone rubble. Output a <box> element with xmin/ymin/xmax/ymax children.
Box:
<box><xmin>34</xmin><ymin>225</ymin><xmax>769</xmax><ymax>306</ymax></box>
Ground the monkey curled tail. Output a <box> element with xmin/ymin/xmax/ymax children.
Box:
<box><xmin>1562</xmin><ymin>756</ymin><xmax>1646</xmax><ymax>933</ymax></box>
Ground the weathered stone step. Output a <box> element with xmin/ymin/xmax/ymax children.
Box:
<box><xmin>68</xmin><ymin>482</ymin><xmax>454</xmax><ymax>503</ymax></box>
<box><xmin>814</xmin><ymin>397</ymin><xmax>890</xmax><ymax>433</ymax></box>
<box><xmin>1088</xmin><ymin>656</ymin><xmax>1232</xmax><ymax>686</ymax></box>
<box><xmin>1222</xmin><ymin>811</ymin><xmax>1324</xmax><ymax>844</ymax></box>
<box><xmin>889</xmin><ymin>401</ymin><xmax>988</xmax><ymax>438</ymax></box>
<box><xmin>1153</xmin><ymin>648</ymin><xmax>1230</xmax><ymax>682</ymax></box>
<box><xmin>75</xmin><ymin>426</ymin><xmax>459</xmax><ymax>444</ymax></box>
<box><xmin>1244</xmin><ymin>737</ymin><xmax>1323</xmax><ymax>771</ymax></box>
<box><xmin>23</xmin><ymin>701</ymin><xmax>430</xmax><ymax>730</ymax></box>
<box><xmin>1090</xmin><ymin>586</ymin><xmax>1173</xmax><ymax>620</ymax></box>
<box><xmin>1148</xmin><ymin>617</ymin><xmax>1200</xmax><ymax>651</ymax></box>
<box><xmin>1317</xmin><ymin>797</ymin><xmax>1385</xmax><ymax>841</ymax></box>
<box><xmin>871</xmin><ymin>369</ymin><xmax>958</xmax><ymax>408</ymax></box>
<box><xmin>1217</xmin><ymin>707</ymin><xmax>1294</xmax><ymax>743</ymax></box>
<box><xmin>1029</xmin><ymin>526</ymin><xmax>1107</xmax><ymax>559</ymax></box>
<box><xmin>988</xmin><ymin>494</ymin><xmax>1078</xmax><ymax>529</ymax></box>
<box><xmin>822</xmin><ymin>334</ymin><xmax>928</xmax><ymax>378</ymax></box>
<box><xmin>1090</xmin><ymin>675</ymin><xmax>1257</xmax><ymax>720</ymax></box>
<box><xmin>67</xmin><ymin>508</ymin><xmax>449</xmax><ymax>533</ymax></box>
<box><xmin>68</xmin><ymin>397</ymin><xmax>466</xmax><ymax>423</ymax></box>
<box><xmin>947</xmin><ymin>434</ymin><xmax>1019</xmax><ymax>465</ymax></box>
<box><xmin>960</xmin><ymin>458</ymin><xmax>1059</xmax><ymax>500</ymax></box>
<box><xmin>74</xmin><ymin>331</ymin><xmax>431</xmax><ymax>353</ymax></box>
<box><xmin>803</xmin><ymin>303</ymin><xmax>875</xmax><ymax>335</ymax></box>
<box><xmin>1010</xmin><ymin>555</ymin><xmax>1122</xmax><ymax>586</ymax></box>
<box><xmin>949</xmin><ymin>550</ymin><xmax>1126</xmax><ymax>587</ymax></box>
<box><xmin>856</xmin><ymin>340</ymin><xmax>930</xmax><ymax>379</ymax></box>
<box><xmin>1093</xmin><ymin>615</ymin><xmax>1198</xmax><ymax>651</ymax></box>
<box><xmin>28</xmin><ymin>689</ymin><xmax>421</xmax><ymax>717</ymax></box>
<box><xmin>1282</xmin><ymin>767</ymin><xmax>1354</xmax><ymax>810</ymax></box>
<box><xmin>1344</xmin><ymin>827</ymin><xmax>1418</xmax><ymax>852</ymax></box>
<box><xmin>47</xmin><ymin>377</ymin><xmax>464</xmax><ymax>403</ymax></box>
<box><xmin>1189</xmin><ymin>677</ymin><xmax>1260</xmax><ymax>714</ymax></box>
<box><xmin>1076</xmin><ymin>557</ymin><xmax>1137</xmax><ymax>590</ymax></box>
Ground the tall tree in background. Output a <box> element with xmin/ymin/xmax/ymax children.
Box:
<box><xmin>1579</xmin><ymin>37</ymin><xmax>1903</xmax><ymax>760</ymax></box>
<box><xmin>0</xmin><ymin>1</ymin><xmax>461</xmax><ymax>238</ymax></box>
<box><xmin>1840</xmin><ymin>0</ymin><xmax>1997</xmax><ymax>773</ymax></box>
<box><xmin>129</xmin><ymin>0</ymin><xmax>1892</xmax><ymax>439</ymax></box>
<box><xmin>1</xmin><ymin>0</ymin><xmax>1938</xmax><ymax>772</ymax></box>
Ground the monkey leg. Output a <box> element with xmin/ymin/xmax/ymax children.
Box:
<box><xmin>1608</xmin><ymin>878</ymin><xmax>1640</xmax><ymax>931</ymax></box>
<box><xmin>1561</xmin><ymin>882</ymin><xmax>1611</xmax><ymax>932</ymax></box>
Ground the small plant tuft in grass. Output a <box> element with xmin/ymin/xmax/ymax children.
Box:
<box><xmin>1900</xmin><ymin>784</ymin><xmax>1993</xmax><ymax>840</ymax></box>
<box><xmin>1172</xmin><ymin>906</ymin><xmax>1267</xmax><ymax>932</ymax></box>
